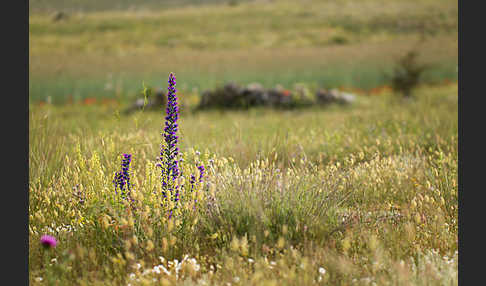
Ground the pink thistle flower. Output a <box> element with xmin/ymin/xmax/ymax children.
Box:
<box><xmin>40</xmin><ymin>235</ymin><xmax>57</xmax><ymax>248</ymax></box>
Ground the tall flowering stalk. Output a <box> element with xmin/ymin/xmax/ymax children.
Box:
<box><xmin>197</xmin><ymin>165</ymin><xmax>205</xmax><ymax>183</ymax></box>
<box><xmin>189</xmin><ymin>174</ymin><xmax>196</xmax><ymax>192</ymax></box>
<box><xmin>158</xmin><ymin>73</ymin><xmax>181</xmax><ymax>202</ymax></box>
<box><xmin>156</xmin><ymin>73</ymin><xmax>207</xmax><ymax>219</ymax></box>
<box><xmin>113</xmin><ymin>153</ymin><xmax>132</xmax><ymax>201</ymax></box>
<box><xmin>189</xmin><ymin>164</ymin><xmax>205</xmax><ymax>207</ymax></box>
<box><xmin>189</xmin><ymin>165</ymin><xmax>205</xmax><ymax>191</ymax></box>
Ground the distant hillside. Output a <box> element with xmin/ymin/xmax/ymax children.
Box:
<box><xmin>29</xmin><ymin>0</ymin><xmax>251</xmax><ymax>14</ymax></box>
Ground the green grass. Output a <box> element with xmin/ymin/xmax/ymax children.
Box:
<box><xmin>29</xmin><ymin>0</ymin><xmax>458</xmax><ymax>103</ymax></box>
<box><xmin>29</xmin><ymin>83</ymin><xmax>457</xmax><ymax>285</ymax></box>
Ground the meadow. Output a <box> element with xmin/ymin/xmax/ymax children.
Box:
<box><xmin>29</xmin><ymin>0</ymin><xmax>458</xmax><ymax>285</ymax></box>
<box><xmin>29</xmin><ymin>0</ymin><xmax>457</xmax><ymax>103</ymax></box>
<box><xmin>29</xmin><ymin>82</ymin><xmax>458</xmax><ymax>285</ymax></box>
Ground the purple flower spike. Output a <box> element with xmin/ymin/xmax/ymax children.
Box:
<box><xmin>40</xmin><ymin>235</ymin><xmax>57</xmax><ymax>248</ymax></box>
<box><xmin>190</xmin><ymin>174</ymin><xmax>196</xmax><ymax>192</ymax></box>
<box><xmin>113</xmin><ymin>153</ymin><xmax>132</xmax><ymax>201</ymax></box>
<box><xmin>198</xmin><ymin>165</ymin><xmax>205</xmax><ymax>183</ymax></box>
<box><xmin>159</xmin><ymin>73</ymin><xmax>181</xmax><ymax>200</ymax></box>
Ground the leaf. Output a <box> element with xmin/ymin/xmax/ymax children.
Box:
<box><xmin>142</xmin><ymin>81</ymin><xmax>151</xmax><ymax>111</ymax></box>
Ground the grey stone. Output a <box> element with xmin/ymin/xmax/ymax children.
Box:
<box><xmin>316</xmin><ymin>89</ymin><xmax>356</xmax><ymax>105</ymax></box>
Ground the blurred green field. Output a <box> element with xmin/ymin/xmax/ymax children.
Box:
<box><xmin>29</xmin><ymin>0</ymin><xmax>457</xmax><ymax>104</ymax></box>
<box><xmin>29</xmin><ymin>0</ymin><xmax>254</xmax><ymax>14</ymax></box>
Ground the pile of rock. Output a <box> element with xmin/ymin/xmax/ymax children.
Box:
<box><xmin>315</xmin><ymin>89</ymin><xmax>356</xmax><ymax>105</ymax></box>
<box><xmin>123</xmin><ymin>82</ymin><xmax>357</xmax><ymax>114</ymax></box>
<box><xmin>198</xmin><ymin>82</ymin><xmax>297</xmax><ymax>109</ymax></box>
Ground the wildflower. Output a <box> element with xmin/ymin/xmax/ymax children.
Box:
<box><xmin>190</xmin><ymin>174</ymin><xmax>196</xmax><ymax>192</ymax></box>
<box><xmin>159</xmin><ymin>264</ymin><xmax>171</xmax><ymax>275</ymax></box>
<box><xmin>113</xmin><ymin>153</ymin><xmax>132</xmax><ymax>201</ymax></box>
<box><xmin>198</xmin><ymin>165</ymin><xmax>205</xmax><ymax>183</ymax></box>
<box><xmin>319</xmin><ymin>267</ymin><xmax>326</xmax><ymax>275</ymax></box>
<box><xmin>158</xmin><ymin>73</ymin><xmax>180</xmax><ymax>201</ymax></box>
<box><xmin>153</xmin><ymin>266</ymin><xmax>161</xmax><ymax>274</ymax></box>
<box><xmin>189</xmin><ymin>258</ymin><xmax>201</xmax><ymax>271</ymax></box>
<box><xmin>40</xmin><ymin>235</ymin><xmax>57</xmax><ymax>248</ymax></box>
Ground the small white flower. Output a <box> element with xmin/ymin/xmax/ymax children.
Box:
<box><xmin>135</xmin><ymin>263</ymin><xmax>142</xmax><ymax>270</ymax></box>
<box><xmin>248</xmin><ymin>258</ymin><xmax>254</xmax><ymax>263</ymax></box>
<box><xmin>129</xmin><ymin>273</ymin><xmax>136</xmax><ymax>280</ymax></box>
<box><xmin>319</xmin><ymin>267</ymin><xmax>326</xmax><ymax>275</ymax></box>
<box><xmin>270</xmin><ymin>261</ymin><xmax>277</xmax><ymax>266</ymax></box>
<box><xmin>153</xmin><ymin>266</ymin><xmax>161</xmax><ymax>274</ymax></box>
<box><xmin>189</xmin><ymin>259</ymin><xmax>201</xmax><ymax>271</ymax></box>
<box><xmin>159</xmin><ymin>256</ymin><xmax>165</xmax><ymax>263</ymax></box>
<box><xmin>35</xmin><ymin>277</ymin><xmax>43</xmax><ymax>282</ymax></box>
<box><xmin>193</xmin><ymin>265</ymin><xmax>201</xmax><ymax>272</ymax></box>
<box><xmin>175</xmin><ymin>262</ymin><xmax>182</xmax><ymax>273</ymax></box>
<box><xmin>158</xmin><ymin>265</ymin><xmax>171</xmax><ymax>275</ymax></box>
<box><xmin>233</xmin><ymin>276</ymin><xmax>240</xmax><ymax>283</ymax></box>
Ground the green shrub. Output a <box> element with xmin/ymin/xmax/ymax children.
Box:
<box><xmin>390</xmin><ymin>50</ymin><xmax>428</xmax><ymax>98</ymax></box>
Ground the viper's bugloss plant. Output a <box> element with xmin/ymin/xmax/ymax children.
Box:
<box><xmin>157</xmin><ymin>72</ymin><xmax>181</xmax><ymax>201</ymax></box>
<box><xmin>190</xmin><ymin>174</ymin><xmax>196</xmax><ymax>192</ymax></box>
<box><xmin>113</xmin><ymin>153</ymin><xmax>132</xmax><ymax>201</ymax></box>
<box><xmin>156</xmin><ymin>73</ymin><xmax>206</xmax><ymax>216</ymax></box>
<box><xmin>197</xmin><ymin>165</ymin><xmax>205</xmax><ymax>182</ymax></box>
